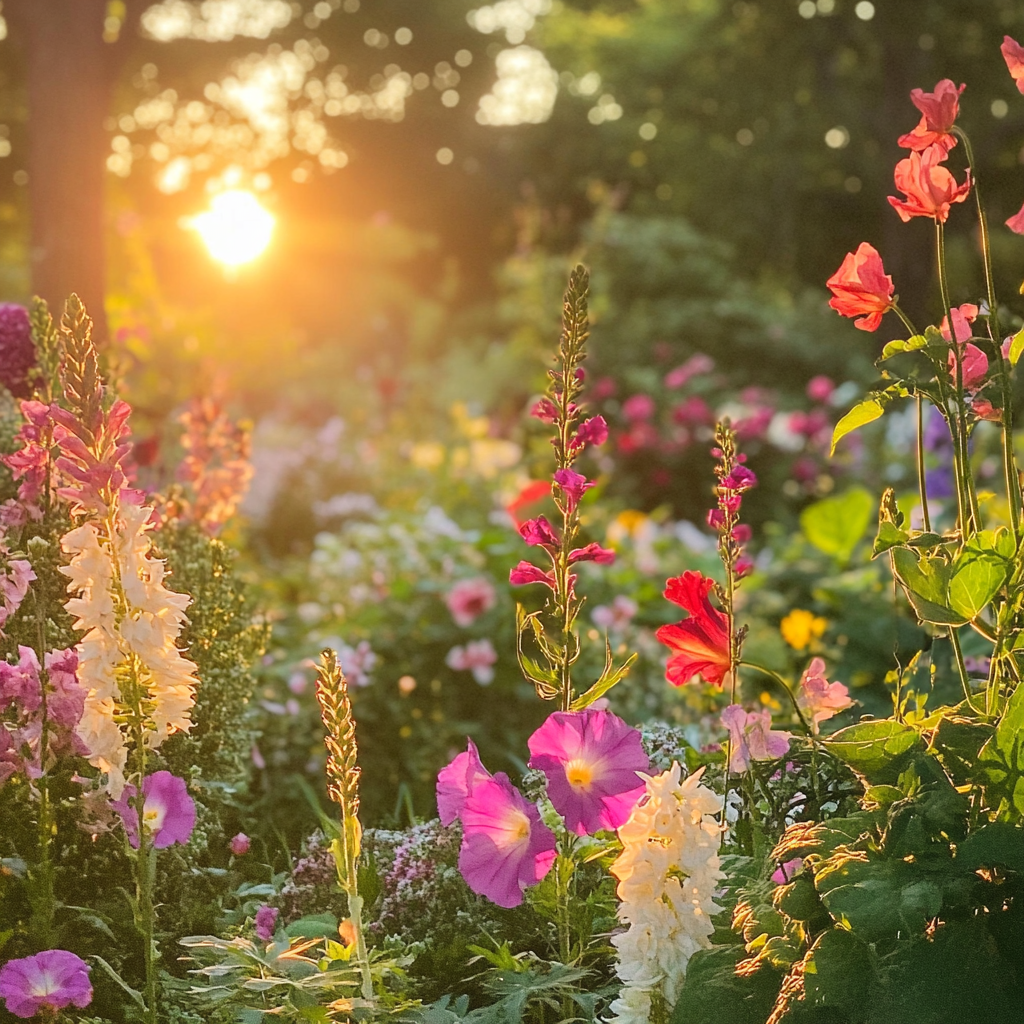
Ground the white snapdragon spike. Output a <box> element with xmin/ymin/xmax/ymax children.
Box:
<box><xmin>608</xmin><ymin>763</ymin><xmax>723</xmax><ymax>1024</ymax></box>
<box><xmin>60</xmin><ymin>505</ymin><xmax>198</xmax><ymax>796</ymax></box>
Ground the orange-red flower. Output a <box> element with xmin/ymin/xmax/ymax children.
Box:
<box><xmin>655</xmin><ymin>571</ymin><xmax>730</xmax><ymax>687</ymax></box>
<box><xmin>826</xmin><ymin>242</ymin><xmax>895</xmax><ymax>332</ymax></box>
<box><xmin>897</xmin><ymin>80</ymin><xmax>965</xmax><ymax>154</ymax></box>
<box><xmin>1001</xmin><ymin>35</ymin><xmax>1024</xmax><ymax>94</ymax></box>
<box><xmin>888</xmin><ymin>144</ymin><xmax>971</xmax><ymax>224</ymax></box>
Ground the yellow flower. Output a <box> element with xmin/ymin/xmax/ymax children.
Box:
<box><xmin>780</xmin><ymin>609</ymin><xmax>828</xmax><ymax>651</ymax></box>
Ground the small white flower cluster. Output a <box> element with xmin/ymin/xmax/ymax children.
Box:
<box><xmin>61</xmin><ymin>503</ymin><xmax>198</xmax><ymax>796</ymax></box>
<box><xmin>608</xmin><ymin>763</ymin><xmax>723</xmax><ymax>1024</ymax></box>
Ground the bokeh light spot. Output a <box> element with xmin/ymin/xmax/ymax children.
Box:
<box><xmin>188</xmin><ymin>189</ymin><xmax>275</xmax><ymax>266</ymax></box>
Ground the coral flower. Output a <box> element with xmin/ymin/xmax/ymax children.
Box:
<box><xmin>826</xmin><ymin>242</ymin><xmax>895</xmax><ymax>331</ymax></box>
<box><xmin>720</xmin><ymin>705</ymin><xmax>791</xmax><ymax>773</ymax></box>
<box><xmin>1006</xmin><ymin>201</ymin><xmax>1024</xmax><ymax>235</ymax></box>
<box><xmin>113</xmin><ymin>770</ymin><xmax>196</xmax><ymax>849</ymax></box>
<box><xmin>655</xmin><ymin>572</ymin><xmax>731</xmax><ymax>687</ymax></box>
<box><xmin>1001</xmin><ymin>35</ymin><xmax>1024</xmax><ymax>94</ymax></box>
<box><xmin>897</xmin><ymin>80</ymin><xmax>965</xmax><ymax>153</ymax></box>
<box><xmin>0</xmin><ymin>950</ymin><xmax>92</xmax><ymax>1019</ymax></box>
<box><xmin>888</xmin><ymin>144</ymin><xmax>971</xmax><ymax>223</ymax></box>
<box><xmin>458</xmin><ymin>774</ymin><xmax>556</xmax><ymax>908</ymax></box>
<box><xmin>528</xmin><ymin>709</ymin><xmax>649</xmax><ymax>835</ymax></box>
<box><xmin>797</xmin><ymin>657</ymin><xmax>853</xmax><ymax>733</ymax></box>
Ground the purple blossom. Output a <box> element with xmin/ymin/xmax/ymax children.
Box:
<box><xmin>113</xmin><ymin>771</ymin><xmax>196</xmax><ymax>849</ymax></box>
<box><xmin>0</xmin><ymin>647</ymin><xmax>42</xmax><ymax>714</ymax></box>
<box><xmin>0</xmin><ymin>950</ymin><xmax>92</xmax><ymax>1019</ymax></box>
<box><xmin>0</xmin><ymin>304</ymin><xmax>35</xmax><ymax>400</ymax></box>
<box><xmin>720</xmin><ymin>705</ymin><xmax>791</xmax><ymax>773</ymax></box>
<box><xmin>436</xmin><ymin>739</ymin><xmax>491</xmax><ymax>826</ymax></box>
<box><xmin>255</xmin><ymin>904</ymin><xmax>280</xmax><ymax>941</ymax></box>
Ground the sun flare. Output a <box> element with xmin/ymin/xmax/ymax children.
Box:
<box><xmin>188</xmin><ymin>189</ymin><xmax>275</xmax><ymax>266</ymax></box>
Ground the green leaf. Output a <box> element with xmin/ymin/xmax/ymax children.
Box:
<box><xmin>803</xmin><ymin>929</ymin><xmax>875</xmax><ymax>1015</ymax></box>
<box><xmin>825</xmin><ymin>720</ymin><xmax>924</xmax><ymax>783</ymax></box>
<box><xmin>286</xmin><ymin>913</ymin><xmax>337</xmax><ymax>939</ymax></box>
<box><xmin>91</xmin><ymin>955</ymin><xmax>146</xmax><ymax>1010</ymax></box>
<box><xmin>831</xmin><ymin>397</ymin><xmax>885</xmax><ymax>455</ymax></box>
<box><xmin>956</xmin><ymin>822</ymin><xmax>1024</xmax><ymax>873</ymax></box>
<box><xmin>978</xmin><ymin>682</ymin><xmax>1024</xmax><ymax>817</ymax></box>
<box><xmin>873</xmin><ymin>519</ymin><xmax>909</xmax><ymax>557</ymax></box>
<box><xmin>948</xmin><ymin>555</ymin><xmax>1007</xmax><ymax>620</ymax></box>
<box><xmin>934</xmin><ymin>716</ymin><xmax>993</xmax><ymax>786</ymax></box>
<box><xmin>890</xmin><ymin>548</ymin><xmax>966</xmax><ymax>625</ymax></box>
<box><xmin>570</xmin><ymin>644</ymin><xmax>638</xmax><ymax>710</ymax></box>
<box><xmin>1008</xmin><ymin>325</ymin><xmax>1024</xmax><ymax>365</ymax></box>
<box><xmin>880</xmin><ymin>334</ymin><xmax>928</xmax><ymax>360</ymax></box>
<box><xmin>801</xmin><ymin>487</ymin><xmax>874</xmax><ymax>563</ymax></box>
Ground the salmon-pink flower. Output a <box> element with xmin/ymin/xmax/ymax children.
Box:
<box><xmin>972</xmin><ymin>398</ymin><xmax>1002</xmax><ymax>422</ymax></box>
<box><xmin>446</xmin><ymin>639</ymin><xmax>498</xmax><ymax>685</ymax></box>
<box><xmin>939</xmin><ymin>303</ymin><xmax>979</xmax><ymax>343</ymax></box>
<box><xmin>458</xmin><ymin>773</ymin><xmax>556</xmax><ymax>908</ymax></box>
<box><xmin>797</xmin><ymin>657</ymin><xmax>853</xmax><ymax>733</ymax></box>
<box><xmin>437</xmin><ymin>738</ymin><xmax>492</xmax><ymax>826</ymax></box>
<box><xmin>0</xmin><ymin>950</ymin><xmax>92</xmax><ymax>1019</ymax></box>
<box><xmin>445</xmin><ymin>577</ymin><xmax>497</xmax><ymax>627</ymax></box>
<box><xmin>530</xmin><ymin>398</ymin><xmax>558</xmax><ymax>423</ymax></box>
<box><xmin>826</xmin><ymin>242</ymin><xmax>895</xmax><ymax>332</ymax></box>
<box><xmin>720</xmin><ymin>705</ymin><xmax>791</xmax><ymax>773</ymax></box>
<box><xmin>771</xmin><ymin>857</ymin><xmax>804</xmax><ymax>885</ymax></box>
<box><xmin>553</xmin><ymin>468</ymin><xmax>593</xmax><ymax>513</ymax></box>
<box><xmin>254</xmin><ymin>905</ymin><xmax>279</xmax><ymax>940</ymax></box>
<box><xmin>1001</xmin><ymin>35</ymin><xmax>1024</xmax><ymax>94</ymax></box>
<box><xmin>113</xmin><ymin>770</ymin><xmax>196</xmax><ymax>849</ymax></box>
<box><xmin>655</xmin><ymin>572</ymin><xmax>731</xmax><ymax>687</ymax></box>
<box><xmin>948</xmin><ymin>343</ymin><xmax>988</xmax><ymax>391</ymax></box>
<box><xmin>519</xmin><ymin>516</ymin><xmax>559</xmax><ymax>548</ymax></box>
<box><xmin>1006</xmin><ymin>201</ymin><xmax>1024</xmax><ymax>235</ymax></box>
<box><xmin>888</xmin><ymin>144</ymin><xmax>971</xmax><ymax>223</ymax></box>
<box><xmin>527</xmin><ymin>709</ymin><xmax>648</xmax><ymax>835</ymax></box>
<box><xmin>897</xmin><ymin>80</ymin><xmax>965</xmax><ymax>153</ymax></box>
<box><xmin>229</xmin><ymin>833</ymin><xmax>251</xmax><ymax>856</ymax></box>
<box><xmin>568</xmin><ymin>542</ymin><xmax>615</xmax><ymax>565</ymax></box>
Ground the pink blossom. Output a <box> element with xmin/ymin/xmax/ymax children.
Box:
<box><xmin>113</xmin><ymin>771</ymin><xmax>196</xmax><ymax>849</ymax></box>
<box><xmin>592</xmin><ymin>595</ymin><xmax>637</xmax><ymax>634</ymax></box>
<box><xmin>0</xmin><ymin>950</ymin><xmax>92</xmax><ymax>1019</ymax></box>
<box><xmin>973</xmin><ymin>398</ymin><xmax>1002</xmax><ymax>422</ymax></box>
<box><xmin>43</xmin><ymin>648</ymin><xmax>86</xmax><ymax>731</ymax></box>
<box><xmin>622</xmin><ymin>394</ymin><xmax>656</xmax><ymax>422</ymax></box>
<box><xmin>527</xmin><ymin>709</ymin><xmax>649</xmax><ymax>835</ymax></box>
<box><xmin>1001</xmin><ymin>35</ymin><xmax>1024</xmax><ymax>94</ymax></box>
<box><xmin>722</xmin><ymin>465</ymin><xmax>757</xmax><ymax>492</ymax></box>
<box><xmin>664</xmin><ymin>353</ymin><xmax>715</xmax><ymax>389</ymax></box>
<box><xmin>948</xmin><ymin>343</ymin><xmax>988</xmax><ymax>390</ymax></box>
<box><xmin>732</xmin><ymin>524</ymin><xmax>753</xmax><ymax>544</ymax></box>
<box><xmin>437</xmin><ymin>739</ymin><xmax>492</xmax><ymax>826</ymax></box>
<box><xmin>939</xmin><ymin>303</ymin><xmax>979</xmax><ymax>344</ymax></box>
<box><xmin>519</xmin><ymin>516</ymin><xmax>559</xmax><ymax>548</ymax></box>
<box><xmin>720</xmin><ymin>705</ymin><xmax>791</xmax><ymax>773</ymax></box>
<box><xmin>229</xmin><ymin>833</ymin><xmax>251</xmax><ymax>856</ymax></box>
<box><xmin>2</xmin><ymin>401</ymin><xmax>51</xmax><ymax>507</ymax></box>
<box><xmin>706</xmin><ymin>508</ymin><xmax>725</xmax><ymax>531</ymax></box>
<box><xmin>0</xmin><ymin>647</ymin><xmax>42</xmax><ymax>714</ymax></box>
<box><xmin>592</xmin><ymin>376</ymin><xmax>617</xmax><ymax>400</ymax></box>
<box><xmin>458</xmin><ymin>774</ymin><xmax>556</xmax><ymax>908</ymax></box>
<box><xmin>771</xmin><ymin>857</ymin><xmax>804</xmax><ymax>885</ymax></box>
<box><xmin>0</xmin><ymin>304</ymin><xmax>35</xmax><ymax>400</ymax></box>
<box><xmin>897</xmin><ymin>80</ymin><xmax>965</xmax><ymax>154</ymax></box>
<box><xmin>570</xmin><ymin>415</ymin><xmax>609</xmax><ymax>451</ymax></box>
<box><xmin>733</xmin><ymin>406</ymin><xmax>774</xmax><ymax>440</ymax></box>
<box><xmin>797</xmin><ymin>658</ymin><xmax>853</xmax><ymax>732</ymax></box>
<box><xmin>337</xmin><ymin>640</ymin><xmax>377</xmax><ymax>688</ymax></box>
<box><xmin>255</xmin><ymin>905</ymin><xmax>280</xmax><ymax>940</ymax></box>
<box><xmin>806</xmin><ymin>376</ymin><xmax>835</xmax><ymax>403</ymax></box>
<box><xmin>445</xmin><ymin>577</ymin><xmax>497</xmax><ymax>627</ymax></box>
<box><xmin>553</xmin><ymin>468</ymin><xmax>593</xmax><ymax>513</ymax></box>
<box><xmin>446</xmin><ymin>639</ymin><xmax>498</xmax><ymax>686</ymax></box>
<box><xmin>1006</xmin><ymin>201</ymin><xmax>1024</xmax><ymax>235</ymax></box>
<box><xmin>568</xmin><ymin>542</ymin><xmax>615</xmax><ymax>565</ymax></box>
<box><xmin>509</xmin><ymin>561</ymin><xmax>558</xmax><ymax>589</ymax></box>
<box><xmin>530</xmin><ymin>398</ymin><xmax>558</xmax><ymax>424</ymax></box>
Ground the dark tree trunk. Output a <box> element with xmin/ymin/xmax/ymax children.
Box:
<box><xmin>6</xmin><ymin>0</ymin><xmax>127</xmax><ymax>339</ymax></box>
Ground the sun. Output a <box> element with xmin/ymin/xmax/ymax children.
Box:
<box><xmin>188</xmin><ymin>190</ymin><xmax>275</xmax><ymax>267</ymax></box>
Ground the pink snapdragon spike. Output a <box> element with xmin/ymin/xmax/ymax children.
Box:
<box><xmin>446</xmin><ymin>639</ymin><xmax>498</xmax><ymax>685</ymax></box>
<box><xmin>0</xmin><ymin>560</ymin><xmax>36</xmax><ymax>635</ymax></box>
<box><xmin>568</xmin><ymin>542</ymin><xmax>615</xmax><ymax>565</ymax></box>
<box><xmin>720</xmin><ymin>705</ymin><xmax>791</xmax><ymax>773</ymax></box>
<box><xmin>527</xmin><ymin>709</ymin><xmax>649</xmax><ymax>835</ymax></box>
<box><xmin>254</xmin><ymin>905</ymin><xmax>280</xmax><ymax>941</ymax></box>
<box><xmin>655</xmin><ymin>572</ymin><xmax>731</xmax><ymax>687</ymax></box>
<box><xmin>0</xmin><ymin>950</ymin><xmax>93</xmax><ymax>1019</ymax></box>
<box><xmin>444</xmin><ymin>577</ymin><xmax>497</xmax><ymax>628</ymax></box>
<box><xmin>519</xmin><ymin>516</ymin><xmax>560</xmax><ymax>548</ymax></box>
<box><xmin>797</xmin><ymin>657</ymin><xmax>854</xmax><ymax>733</ymax></box>
<box><xmin>1001</xmin><ymin>35</ymin><xmax>1024</xmax><ymax>94</ymax></box>
<box><xmin>436</xmin><ymin>738</ymin><xmax>492</xmax><ymax>826</ymax></box>
<box><xmin>771</xmin><ymin>857</ymin><xmax>804</xmax><ymax>885</ymax></box>
<box><xmin>113</xmin><ymin>770</ymin><xmax>196</xmax><ymax>849</ymax></box>
<box><xmin>229</xmin><ymin>833</ymin><xmax>251</xmax><ymax>856</ymax></box>
<box><xmin>2</xmin><ymin>401</ymin><xmax>52</xmax><ymax>508</ymax></box>
<box><xmin>458</xmin><ymin>774</ymin><xmax>556</xmax><ymax>908</ymax></box>
<box><xmin>553</xmin><ymin>468</ymin><xmax>593</xmax><ymax>514</ymax></box>
<box><xmin>43</xmin><ymin>648</ymin><xmax>86</xmax><ymax>731</ymax></box>
<box><xmin>897</xmin><ymin>79</ymin><xmax>965</xmax><ymax>154</ymax></box>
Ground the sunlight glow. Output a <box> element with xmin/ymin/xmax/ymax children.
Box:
<box><xmin>188</xmin><ymin>189</ymin><xmax>275</xmax><ymax>266</ymax></box>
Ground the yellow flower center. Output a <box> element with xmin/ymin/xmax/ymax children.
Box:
<box><xmin>565</xmin><ymin>759</ymin><xmax>594</xmax><ymax>790</ymax></box>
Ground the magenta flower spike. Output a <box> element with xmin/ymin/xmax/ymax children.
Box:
<box><xmin>458</xmin><ymin>774</ymin><xmax>556</xmax><ymax>908</ymax></box>
<box><xmin>113</xmin><ymin>770</ymin><xmax>196</xmax><ymax>849</ymax></box>
<box><xmin>0</xmin><ymin>950</ymin><xmax>92</xmax><ymax>1019</ymax></box>
<box><xmin>436</xmin><ymin>738</ymin><xmax>492</xmax><ymax>826</ymax></box>
<box><xmin>528</xmin><ymin>709</ymin><xmax>649</xmax><ymax>835</ymax></box>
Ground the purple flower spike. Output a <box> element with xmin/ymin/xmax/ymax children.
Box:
<box><xmin>113</xmin><ymin>771</ymin><xmax>196</xmax><ymax>850</ymax></box>
<box><xmin>0</xmin><ymin>304</ymin><xmax>35</xmax><ymax>400</ymax></box>
<box><xmin>254</xmin><ymin>904</ymin><xmax>280</xmax><ymax>941</ymax></box>
<box><xmin>0</xmin><ymin>950</ymin><xmax>92</xmax><ymax>1019</ymax></box>
<box><xmin>528</xmin><ymin>709</ymin><xmax>649</xmax><ymax>835</ymax></box>
<box><xmin>458</xmin><ymin>774</ymin><xmax>556</xmax><ymax>908</ymax></box>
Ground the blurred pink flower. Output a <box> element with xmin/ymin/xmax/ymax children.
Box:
<box><xmin>939</xmin><ymin>303</ymin><xmax>978</xmax><ymax>343</ymax></box>
<box><xmin>771</xmin><ymin>857</ymin><xmax>804</xmax><ymax>885</ymax></box>
<box><xmin>672</xmin><ymin>396</ymin><xmax>714</xmax><ymax>426</ymax></box>
<box><xmin>445</xmin><ymin>577</ymin><xmax>497</xmax><ymax>627</ymax></box>
<box><xmin>229</xmin><ymin>833</ymin><xmax>251</xmax><ymax>856</ymax></box>
<box><xmin>0</xmin><ymin>559</ymin><xmax>36</xmax><ymax>635</ymax></box>
<box><xmin>255</xmin><ymin>905</ymin><xmax>279</xmax><ymax>940</ymax></box>
<box><xmin>797</xmin><ymin>658</ymin><xmax>853</xmax><ymax>733</ymax></box>
<box><xmin>0</xmin><ymin>304</ymin><xmax>35</xmax><ymax>399</ymax></box>
<box><xmin>592</xmin><ymin>595</ymin><xmax>637</xmax><ymax>634</ymax></box>
<box><xmin>0</xmin><ymin>950</ymin><xmax>92</xmax><ymax>1019</ymax></box>
<box><xmin>1001</xmin><ymin>35</ymin><xmax>1024</xmax><ymax>94</ymax></box>
<box><xmin>571</xmin><ymin>415</ymin><xmax>609</xmax><ymax>453</ymax></box>
<box><xmin>446</xmin><ymin>639</ymin><xmax>498</xmax><ymax>685</ymax></box>
<box><xmin>806</xmin><ymin>376</ymin><xmax>835</xmax><ymax>403</ymax></box>
<box><xmin>664</xmin><ymin>353</ymin><xmax>714</xmax><ymax>389</ymax></box>
<box><xmin>528</xmin><ymin>709</ymin><xmax>648</xmax><ymax>835</ymax></box>
<box><xmin>530</xmin><ymin>398</ymin><xmax>558</xmax><ymax>423</ymax></box>
<box><xmin>622</xmin><ymin>394</ymin><xmax>656</xmax><ymax>422</ymax></box>
<box><xmin>113</xmin><ymin>771</ymin><xmax>196</xmax><ymax>850</ymax></box>
<box><xmin>720</xmin><ymin>705</ymin><xmax>791</xmax><ymax>773</ymax></box>
<box><xmin>1006</xmin><ymin>201</ymin><xmax>1024</xmax><ymax>235</ymax></box>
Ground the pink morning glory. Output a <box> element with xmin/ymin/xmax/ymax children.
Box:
<box><xmin>797</xmin><ymin>658</ymin><xmax>854</xmax><ymax>733</ymax></box>
<box><xmin>436</xmin><ymin>738</ymin><xmax>493</xmax><ymax>826</ymax></box>
<box><xmin>458</xmin><ymin>774</ymin><xmax>556</xmax><ymax>908</ymax></box>
<box><xmin>112</xmin><ymin>770</ymin><xmax>196</xmax><ymax>850</ymax></box>
<box><xmin>0</xmin><ymin>950</ymin><xmax>92</xmax><ymax>1019</ymax></box>
<box><xmin>721</xmin><ymin>705</ymin><xmax>792</xmax><ymax>773</ymax></box>
<box><xmin>527</xmin><ymin>709</ymin><xmax>649</xmax><ymax>835</ymax></box>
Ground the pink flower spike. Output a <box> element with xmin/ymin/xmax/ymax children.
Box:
<box><xmin>797</xmin><ymin>657</ymin><xmax>854</xmax><ymax>733</ymax></box>
<box><xmin>948</xmin><ymin>343</ymin><xmax>989</xmax><ymax>391</ymax></box>
<box><xmin>112</xmin><ymin>771</ymin><xmax>196</xmax><ymax>849</ymax></box>
<box><xmin>568</xmin><ymin>542</ymin><xmax>615</xmax><ymax>565</ymax></box>
<box><xmin>771</xmin><ymin>857</ymin><xmax>804</xmax><ymax>885</ymax></box>
<box><xmin>1006</xmin><ymin>201</ymin><xmax>1024</xmax><ymax>235</ymax></box>
<box><xmin>520</xmin><ymin>515</ymin><xmax>560</xmax><ymax>548</ymax></box>
<box><xmin>509</xmin><ymin>560</ymin><xmax>557</xmax><ymax>589</ymax></box>
<box><xmin>0</xmin><ymin>950</ymin><xmax>92</xmax><ymax>1019</ymax></box>
<box><xmin>458</xmin><ymin>774</ymin><xmax>556</xmax><ymax>907</ymax></box>
<box><xmin>527</xmin><ymin>709</ymin><xmax>649</xmax><ymax>835</ymax></box>
<box><xmin>229</xmin><ymin>833</ymin><xmax>251</xmax><ymax>856</ymax></box>
<box><xmin>437</xmin><ymin>738</ymin><xmax>492</xmax><ymax>826</ymax></box>
<box><xmin>254</xmin><ymin>905</ymin><xmax>279</xmax><ymax>941</ymax></box>
<box><xmin>1002</xmin><ymin>35</ymin><xmax>1024</xmax><ymax>94</ymax></box>
<box><xmin>721</xmin><ymin>705</ymin><xmax>791</xmax><ymax>773</ymax></box>
<box><xmin>553</xmin><ymin>468</ymin><xmax>593</xmax><ymax>513</ymax></box>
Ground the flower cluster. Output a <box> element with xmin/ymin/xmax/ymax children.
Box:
<box><xmin>0</xmin><ymin>303</ymin><xmax>35</xmax><ymax>400</ymax></box>
<box><xmin>0</xmin><ymin>539</ymin><xmax>35</xmax><ymax>637</ymax></box>
<box><xmin>608</xmin><ymin>764</ymin><xmax>723</xmax><ymax>1024</ymax></box>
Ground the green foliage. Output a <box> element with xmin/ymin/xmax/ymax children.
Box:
<box><xmin>799</xmin><ymin>488</ymin><xmax>873</xmax><ymax>564</ymax></box>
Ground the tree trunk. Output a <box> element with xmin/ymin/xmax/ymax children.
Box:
<box><xmin>6</xmin><ymin>0</ymin><xmax>117</xmax><ymax>339</ymax></box>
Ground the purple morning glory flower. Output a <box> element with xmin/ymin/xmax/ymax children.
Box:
<box><xmin>0</xmin><ymin>950</ymin><xmax>92</xmax><ymax>1019</ymax></box>
<box><xmin>112</xmin><ymin>770</ymin><xmax>196</xmax><ymax>849</ymax></box>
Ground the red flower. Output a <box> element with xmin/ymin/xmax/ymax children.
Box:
<box><xmin>897</xmin><ymin>80</ymin><xmax>965</xmax><ymax>154</ymax></box>
<box><xmin>506</xmin><ymin>480</ymin><xmax>550</xmax><ymax>528</ymax></box>
<box><xmin>826</xmin><ymin>243</ymin><xmax>895</xmax><ymax>332</ymax></box>
<box><xmin>888</xmin><ymin>144</ymin><xmax>971</xmax><ymax>224</ymax></box>
<box><xmin>1001</xmin><ymin>36</ymin><xmax>1024</xmax><ymax>94</ymax></box>
<box><xmin>1006</xmin><ymin>201</ymin><xmax>1024</xmax><ymax>235</ymax></box>
<box><xmin>655</xmin><ymin>571</ymin><xmax>731</xmax><ymax>687</ymax></box>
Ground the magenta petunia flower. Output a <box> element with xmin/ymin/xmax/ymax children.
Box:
<box><xmin>458</xmin><ymin>774</ymin><xmax>556</xmax><ymax>908</ymax></box>
<box><xmin>527</xmin><ymin>709</ymin><xmax>649</xmax><ymax>835</ymax></box>
<box><xmin>0</xmin><ymin>950</ymin><xmax>92</xmax><ymax>1019</ymax></box>
<box><xmin>254</xmin><ymin>904</ymin><xmax>279</xmax><ymax>941</ymax></box>
<box><xmin>112</xmin><ymin>770</ymin><xmax>196</xmax><ymax>849</ymax></box>
<box><xmin>721</xmin><ymin>705</ymin><xmax>791</xmax><ymax>773</ymax></box>
<box><xmin>436</xmin><ymin>738</ymin><xmax>492</xmax><ymax>826</ymax></box>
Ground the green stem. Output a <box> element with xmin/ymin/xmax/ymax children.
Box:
<box><xmin>915</xmin><ymin>396</ymin><xmax>932</xmax><ymax>533</ymax></box>
<box><xmin>948</xmin><ymin>627</ymin><xmax>985</xmax><ymax>716</ymax></box>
